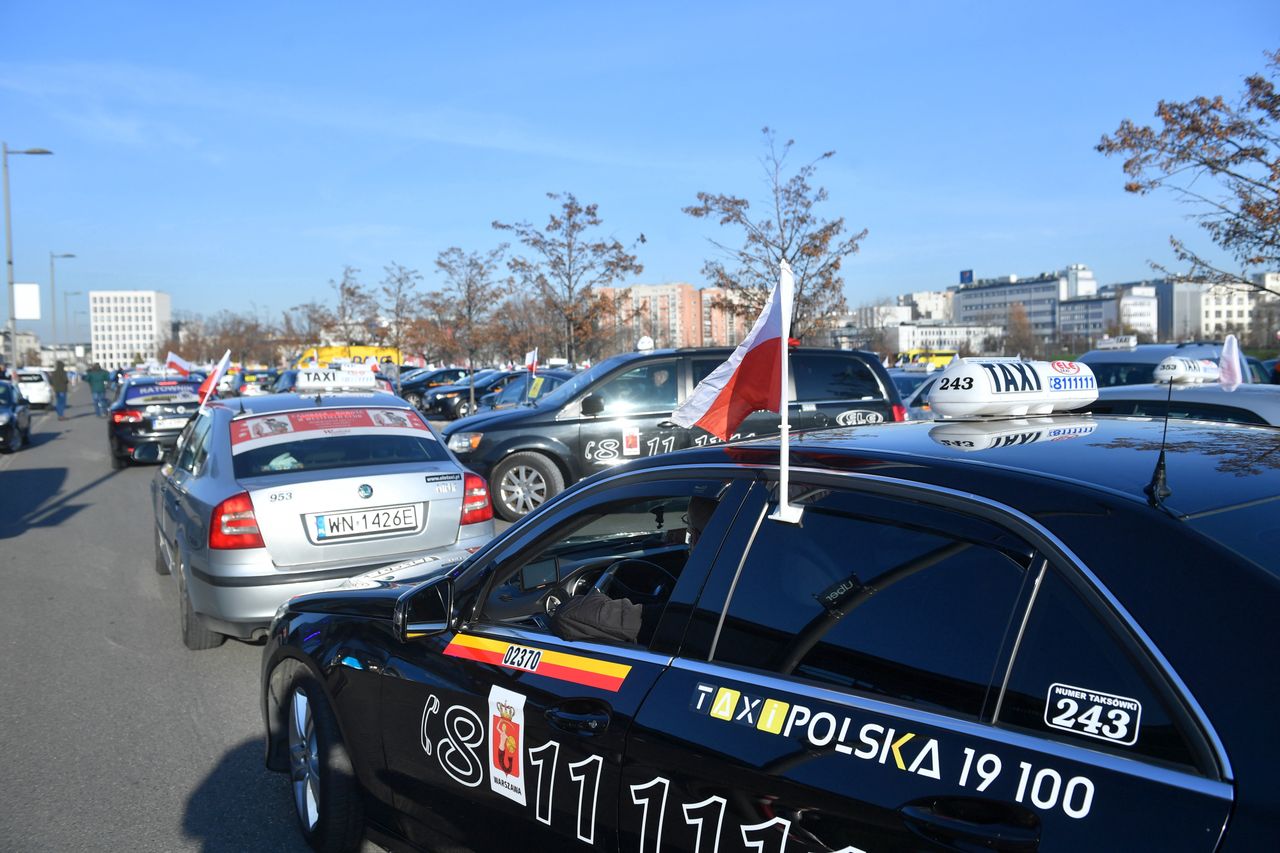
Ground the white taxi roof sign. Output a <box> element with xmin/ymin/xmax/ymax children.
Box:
<box><xmin>1154</xmin><ymin>356</ymin><xmax>1219</xmax><ymax>384</ymax></box>
<box><xmin>928</xmin><ymin>358</ymin><xmax>1099</xmax><ymax>418</ymax></box>
<box><xmin>295</xmin><ymin>365</ymin><xmax>377</xmax><ymax>391</ymax></box>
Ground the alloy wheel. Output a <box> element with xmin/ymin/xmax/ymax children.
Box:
<box><xmin>499</xmin><ymin>464</ymin><xmax>547</xmax><ymax>515</ymax></box>
<box><xmin>288</xmin><ymin>687</ymin><xmax>321</xmax><ymax>832</ymax></box>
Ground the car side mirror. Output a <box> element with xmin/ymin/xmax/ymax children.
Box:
<box><xmin>394</xmin><ymin>577</ymin><xmax>453</xmax><ymax>641</ymax></box>
<box><xmin>580</xmin><ymin>393</ymin><xmax>604</xmax><ymax>417</ymax></box>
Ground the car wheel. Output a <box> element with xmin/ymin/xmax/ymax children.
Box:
<box><xmin>7</xmin><ymin>424</ymin><xmax>22</xmax><ymax>452</ymax></box>
<box><xmin>455</xmin><ymin>400</ymin><xmax>473</xmax><ymax>419</ymax></box>
<box><xmin>286</xmin><ymin>675</ymin><xmax>364</xmax><ymax>853</ymax></box>
<box><xmin>111</xmin><ymin>447</ymin><xmax>127</xmax><ymax>470</ymax></box>
<box><xmin>0</xmin><ymin>425</ymin><xmax>14</xmax><ymax>453</ymax></box>
<box><xmin>154</xmin><ymin>527</ymin><xmax>171</xmax><ymax>576</ymax></box>
<box><xmin>404</xmin><ymin>391</ymin><xmax>423</xmax><ymax>410</ymax></box>
<box><xmin>492</xmin><ymin>452</ymin><xmax>564</xmax><ymax>521</ymax></box>
<box><xmin>178</xmin><ymin>569</ymin><xmax>224</xmax><ymax>650</ymax></box>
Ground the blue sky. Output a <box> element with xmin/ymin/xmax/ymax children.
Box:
<box><xmin>2</xmin><ymin>1</ymin><xmax>1277</xmax><ymax>342</ymax></box>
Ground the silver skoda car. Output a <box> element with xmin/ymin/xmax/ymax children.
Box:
<box><xmin>150</xmin><ymin>388</ymin><xmax>495</xmax><ymax>650</ymax></box>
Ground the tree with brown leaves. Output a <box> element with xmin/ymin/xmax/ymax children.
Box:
<box><xmin>436</xmin><ymin>246</ymin><xmax>509</xmax><ymax>409</ymax></box>
<box><xmin>1097</xmin><ymin>50</ymin><xmax>1280</xmax><ymax>295</ymax></box>
<box><xmin>684</xmin><ymin>128</ymin><xmax>868</xmax><ymax>340</ymax></box>
<box><xmin>494</xmin><ymin>192</ymin><xmax>644</xmax><ymax>364</ymax></box>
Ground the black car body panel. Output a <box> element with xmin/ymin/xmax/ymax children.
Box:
<box><xmin>0</xmin><ymin>380</ymin><xmax>32</xmax><ymax>451</ymax></box>
<box><xmin>107</xmin><ymin>377</ymin><xmax>203</xmax><ymax>463</ymax></box>
<box><xmin>263</xmin><ymin>414</ymin><xmax>1279</xmax><ymax>851</ymax></box>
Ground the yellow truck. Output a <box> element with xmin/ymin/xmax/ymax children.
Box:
<box><xmin>294</xmin><ymin>346</ymin><xmax>401</xmax><ymax>369</ymax></box>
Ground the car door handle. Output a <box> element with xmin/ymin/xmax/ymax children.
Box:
<box><xmin>545</xmin><ymin>701</ymin><xmax>612</xmax><ymax>735</ymax></box>
<box><xmin>899</xmin><ymin>797</ymin><xmax>1039</xmax><ymax>852</ymax></box>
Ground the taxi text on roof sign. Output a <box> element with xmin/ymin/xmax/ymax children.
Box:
<box><xmin>928</xmin><ymin>359</ymin><xmax>1098</xmax><ymax>419</ymax></box>
<box><xmin>295</xmin><ymin>365</ymin><xmax>378</xmax><ymax>391</ymax></box>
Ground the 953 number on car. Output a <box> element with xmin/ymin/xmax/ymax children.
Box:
<box><xmin>306</xmin><ymin>503</ymin><xmax>422</xmax><ymax>543</ymax></box>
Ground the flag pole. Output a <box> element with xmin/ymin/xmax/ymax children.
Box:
<box><xmin>770</xmin><ymin>260</ymin><xmax>803</xmax><ymax>523</ymax></box>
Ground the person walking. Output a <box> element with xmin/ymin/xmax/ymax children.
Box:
<box><xmin>85</xmin><ymin>362</ymin><xmax>111</xmax><ymax>417</ymax></box>
<box><xmin>50</xmin><ymin>360</ymin><xmax>70</xmax><ymax>420</ymax></box>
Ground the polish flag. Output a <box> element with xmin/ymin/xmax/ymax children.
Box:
<box><xmin>524</xmin><ymin>348</ymin><xmax>538</xmax><ymax>373</ymax></box>
<box><xmin>199</xmin><ymin>350</ymin><xmax>232</xmax><ymax>407</ymax></box>
<box><xmin>1219</xmin><ymin>334</ymin><xmax>1242</xmax><ymax>392</ymax></box>
<box><xmin>166</xmin><ymin>351</ymin><xmax>193</xmax><ymax>377</ymax></box>
<box><xmin>672</xmin><ymin>262</ymin><xmax>792</xmax><ymax>441</ymax></box>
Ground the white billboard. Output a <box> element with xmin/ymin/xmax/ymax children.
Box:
<box><xmin>15</xmin><ymin>283</ymin><xmax>41</xmax><ymax>320</ymax></box>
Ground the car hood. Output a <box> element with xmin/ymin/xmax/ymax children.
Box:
<box><xmin>443</xmin><ymin>404</ymin><xmax>544</xmax><ymax>434</ymax></box>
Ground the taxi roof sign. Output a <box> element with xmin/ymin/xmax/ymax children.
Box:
<box><xmin>929</xmin><ymin>358</ymin><xmax>1099</xmax><ymax>418</ymax></box>
<box><xmin>295</xmin><ymin>365</ymin><xmax>378</xmax><ymax>391</ymax></box>
<box><xmin>1154</xmin><ymin>356</ymin><xmax>1220</xmax><ymax>384</ymax></box>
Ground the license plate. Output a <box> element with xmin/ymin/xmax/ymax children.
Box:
<box><xmin>309</xmin><ymin>504</ymin><xmax>421</xmax><ymax>542</ymax></box>
<box><xmin>153</xmin><ymin>417</ymin><xmax>189</xmax><ymax>430</ymax></box>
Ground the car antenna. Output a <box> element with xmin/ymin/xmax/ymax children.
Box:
<box><xmin>1144</xmin><ymin>375</ymin><xmax>1176</xmax><ymax>512</ymax></box>
<box><xmin>238</xmin><ymin>396</ymin><xmax>246</xmax><ymax>415</ymax></box>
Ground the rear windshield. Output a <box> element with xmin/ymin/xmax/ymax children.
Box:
<box><xmin>1088</xmin><ymin>362</ymin><xmax>1160</xmax><ymax>387</ymax></box>
<box><xmin>124</xmin><ymin>381</ymin><xmax>202</xmax><ymax>404</ymax></box>
<box><xmin>230</xmin><ymin>407</ymin><xmax>449</xmax><ymax>477</ymax></box>
<box><xmin>17</xmin><ymin>373</ymin><xmax>45</xmax><ymax>383</ymax></box>
<box><xmin>793</xmin><ymin>353</ymin><xmax>886</xmax><ymax>402</ymax></box>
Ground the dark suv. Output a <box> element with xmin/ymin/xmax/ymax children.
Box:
<box><xmin>443</xmin><ymin>346</ymin><xmax>904</xmax><ymax>520</ymax></box>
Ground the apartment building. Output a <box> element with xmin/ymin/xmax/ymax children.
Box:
<box><xmin>89</xmin><ymin>290</ymin><xmax>172</xmax><ymax>369</ymax></box>
<box><xmin>597</xmin><ymin>282</ymin><xmax>749</xmax><ymax>349</ymax></box>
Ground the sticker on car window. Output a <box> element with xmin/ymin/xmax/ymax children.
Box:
<box><xmin>1044</xmin><ymin>683</ymin><xmax>1142</xmax><ymax>746</ymax></box>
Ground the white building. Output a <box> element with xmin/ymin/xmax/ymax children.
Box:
<box><xmin>890</xmin><ymin>321</ymin><xmax>1002</xmax><ymax>354</ymax></box>
<box><xmin>953</xmin><ymin>264</ymin><xmax>1099</xmax><ymax>344</ymax></box>
<box><xmin>1058</xmin><ymin>285</ymin><xmax>1157</xmax><ymax>342</ymax></box>
<box><xmin>89</xmin><ymin>290</ymin><xmax>172</xmax><ymax>369</ymax></box>
<box><xmin>1200</xmin><ymin>285</ymin><xmax>1255</xmax><ymax>338</ymax></box>
<box><xmin>899</xmin><ymin>290</ymin><xmax>953</xmax><ymax>321</ymax></box>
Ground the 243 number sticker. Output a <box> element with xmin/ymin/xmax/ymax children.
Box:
<box><xmin>1045</xmin><ymin>683</ymin><xmax>1141</xmax><ymax>746</ymax></box>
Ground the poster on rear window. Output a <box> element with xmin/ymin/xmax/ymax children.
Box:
<box><xmin>229</xmin><ymin>407</ymin><xmax>433</xmax><ymax>455</ymax></box>
<box><xmin>124</xmin><ymin>382</ymin><xmax>202</xmax><ymax>404</ymax></box>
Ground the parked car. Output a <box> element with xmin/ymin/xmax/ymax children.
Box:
<box><xmin>107</xmin><ymin>377</ymin><xmax>203</xmax><ymax>469</ymax></box>
<box><xmin>425</xmin><ymin>371</ymin><xmax>523</xmax><ymax>420</ymax></box>
<box><xmin>443</xmin><ymin>347</ymin><xmax>905</xmax><ymax>521</ymax></box>
<box><xmin>262</xmin><ymin>375</ymin><xmax>1280</xmax><ymax>852</ymax></box>
<box><xmin>1078</xmin><ymin>341</ymin><xmax>1254</xmax><ymax>388</ymax></box>
<box><xmin>1080</xmin><ymin>381</ymin><xmax>1280</xmax><ymax>426</ymax></box>
<box><xmin>15</xmin><ymin>370</ymin><xmax>53</xmax><ymax>408</ymax></box>
<box><xmin>399</xmin><ymin>368</ymin><xmax>475</xmax><ymax>410</ymax></box>
<box><xmin>476</xmin><ymin>369</ymin><xmax>576</xmax><ymax>412</ymax></box>
<box><xmin>0</xmin><ymin>380</ymin><xmax>32</xmax><ymax>452</ymax></box>
<box><xmin>150</xmin><ymin>377</ymin><xmax>495</xmax><ymax>650</ymax></box>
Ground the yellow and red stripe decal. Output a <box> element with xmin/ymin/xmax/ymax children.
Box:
<box><xmin>443</xmin><ymin>633</ymin><xmax>632</xmax><ymax>692</ymax></box>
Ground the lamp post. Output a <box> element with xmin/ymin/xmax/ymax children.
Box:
<box><xmin>3</xmin><ymin>143</ymin><xmax>53</xmax><ymax>368</ymax></box>
<box><xmin>50</xmin><ymin>252</ymin><xmax>75</xmax><ymax>356</ymax></box>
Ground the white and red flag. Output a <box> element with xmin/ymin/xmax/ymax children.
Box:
<box><xmin>165</xmin><ymin>351</ymin><xmax>193</xmax><ymax>377</ymax></box>
<box><xmin>524</xmin><ymin>348</ymin><xmax>538</xmax><ymax>373</ymax></box>
<box><xmin>1219</xmin><ymin>334</ymin><xmax>1242</xmax><ymax>392</ymax></box>
<box><xmin>199</xmin><ymin>350</ymin><xmax>232</xmax><ymax>408</ymax></box>
<box><xmin>673</xmin><ymin>259</ymin><xmax>802</xmax><ymax>522</ymax></box>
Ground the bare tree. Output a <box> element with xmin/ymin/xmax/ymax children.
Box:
<box><xmin>1097</xmin><ymin>50</ymin><xmax>1280</xmax><ymax>296</ymax></box>
<box><xmin>328</xmin><ymin>266</ymin><xmax>377</xmax><ymax>345</ymax></box>
<box><xmin>494</xmin><ymin>192</ymin><xmax>644</xmax><ymax>364</ymax></box>
<box><xmin>377</xmin><ymin>262</ymin><xmax>424</xmax><ymax>388</ymax></box>
<box><xmin>436</xmin><ymin>246</ymin><xmax>509</xmax><ymax>411</ymax></box>
<box><xmin>684</xmin><ymin>128</ymin><xmax>868</xmax><ymax>340</ymax></box>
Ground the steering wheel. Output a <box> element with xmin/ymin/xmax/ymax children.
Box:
<box><xmin>593</xmin><ymin>558</ymin><xmax>678</xmax><ymax>603</ymax></box>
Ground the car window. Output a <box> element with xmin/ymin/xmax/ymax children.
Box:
<box><xmin>996</xmin><ymin>568</ymin><xmax>1205</xmax><ymax>772</ymax></box>
<box><xmin>1087</xmin><ymin>362</ymin><xmax>1159</xmax><ymax>387</ymax></box>
<box><xmin>711</xmin><ymin>486</ymin><xmax>1034</xmax><ymax>719</ymax></box>
<box><xmin>1129</xmin><ymin>399</ymin><xmax>1269</xmax><ymax>425</ymax></box>
<box><xmin>0</xmin><ymin>385</ymin><xmax>14</xmax><ymax>405</ymax></box>
<box><xmin>594</xmin><ymin>360</ymin><xmax>679</xmax><ymax>414</ymax></box>
<box><xmin>176</xmin><ymin>413</ymin><xmax>213</xmax><ymax>474</ymax></box>
<box><xmin>792</xmin><ymin>353</ymin><xmax>884</xmax><ymax>402</ymax></box>
<box><xmin>124</xmin><ymin>380</ymin><xmax>202</xmax><ymax>405</ymax></box>
<box><xmin>476</xmin><ymin>480</ymin><xmax>730</xmax><ymax>648</ymax></box>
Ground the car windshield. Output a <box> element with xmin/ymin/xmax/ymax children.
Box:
<box><xmin>0</xmin><ymin>386</ymin><xmax>14</xmax><ymax>405</ymax></box>
<box><xmin>124</xmin><ymin>381</ymin><xmax>202</xmax><ymax>404</ymax></box>
<box><xmin>1088</xmin><ymin>362</ymin><xmax>1164</xmax><ymax>388</ymax></box>
<box><xmin>534</xmin><ymin>354</ymin><xmax>634</xmax><ymax>409</ymax></box>
<box><xmin>890</xmin><ymin>372</ymin><xmax>930</xmax><ymax>396</ymax></box>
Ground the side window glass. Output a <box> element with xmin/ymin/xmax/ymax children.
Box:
<box><xmin>714</xmin><ymin>487</ymin><xmax>1033</xmax><ymax>719</ymax></box>
<box><xmin>595</xmin><ymin>361</ymin><xmax>678</xmax><ymax>414</ymax></box>
<box><xmin>476</xmin><ymin>480</ymin><xmax>729</xmax><ymax>648</ymax></box>
<box><xmin>176</xmin><ymin>414</ymin><xmax>212</xmax><ymax>474</ymax></box>
<box><xmin>997</xmin><ymin>569</ymin><xmax>1203</xmax><ymax>771</ymax></box>
<box><xmin>692</xmin><ymin>358</ymin><xmax>721</xmax><ymax>386</ymax></box>
<box><xmin>793</xmin><ymin>354</ymin><xmax>883</xmax><ymax>402</ymax></box>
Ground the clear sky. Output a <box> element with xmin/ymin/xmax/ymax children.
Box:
<box><xmin>2</xmin><ymin>1</ymin><xmax>1277</xmax><ymax>343</ymax></box>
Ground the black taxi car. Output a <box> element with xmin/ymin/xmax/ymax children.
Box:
<box><xmin>443</xmin><ymin>347</ymin><xmax>903</xmax><ymax>521</ymax></box>
<box><xmin>261</xmin><ymin>360</ymin><xmax>1278</xmax><ymax>852</ymax></box>
<box><xmin>107</xmin><ymin>375</ymin><xmax>203</xmax><ymax>469</ymax></box>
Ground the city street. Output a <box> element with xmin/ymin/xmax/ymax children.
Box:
<box><xmin>0</xmin><ymin>385</ymin><xmax>381</xmax><ymax>852</ymax></box>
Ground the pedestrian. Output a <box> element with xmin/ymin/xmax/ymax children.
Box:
<box><xmin>50</xmin><ymin>360</ymin><xmax>70</xmax><ymax>420</ymax></box>
<box><xmin>84</xmin><ymin>362</ymin><xmax>111</xmax><ymax>417</ymax></box>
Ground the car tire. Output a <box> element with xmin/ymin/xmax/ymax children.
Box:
<box><xmin>6</xmin><ymin>424</ymin><xmax>22</xmax><ymax>452</ymax></box>
<box><xmin>178</xmin><ymin>569</ymin><xmax>224</xmax><ymax>650</ymax></box>
<box><xmin>492</xmin><ymin>452</ymin><xmax>564</xmax><ymax>521</ymax></box>
<box><xmin>111</xmin><ymin>448</ymin><xmax>127</xmax><ymax>470</ymax></box>
<box><xmin>154</xmin><ymin>527</ymin><xmax>171</xmax><ymax>576</ymax></box>
<box><xmin>455</xmin><ymin>399</ymin><xmax>473</xmax><ymax>419</ymax></box>
<box><xmin>404</xmin><ymin>391</ymin><xmax>423</xmax><ymax>410</ymax></box>
<box><xmin>286</xmin><ymin>675</ymin><xmax>365</xmax><ymax>853</ymax></box>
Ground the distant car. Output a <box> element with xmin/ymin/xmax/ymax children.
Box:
<box><xmin>426</xmin><ymin>370</ymin><xmax>523</xmax><ymax>420</ymax></box>
<box><xmin>150</xmin><ymin>384</ymin><xmax>495</xmax><ymax>650</ymax></box>
<box><xmin>15</xmin><ymin>370</ymin><xmax>53</xmax><ymax>408</ymax></box>
<box><xmin>0</xmin><ymin>380</ymin><xmax>32</xmax><ymax>452</ymax></box>
<box><xmin>1265</xmin><ymin>358</ymin><xmax>1279</xmax><ymax>384</ymax></box>
<box><xmin>399</xmin><ymin>368</ymin><xmax>474</xmax><ymax>411</ymax></box>
<box><xmin>1080</xmin><ymin>382</ymin><xmax>1280</xmax><ymax>426</ymax></box>
<box><xmin>107</xmin><ymin>377</ymin><xmax>203</xmax><ymax>469</ymax></box>
<box><xmin>476</xmin><ymin>369</ymin><xmax>576</xmax><ymax>412</ymax></box>
<box><xmin>229</xmin><ymin>369</ymin><xmax>279</xmax><ymax>397</ymax></box>
<box><xmin>1078</xmin><ymin>341</ymin><xmax>1252</xmax><ymax>388</ymax></box>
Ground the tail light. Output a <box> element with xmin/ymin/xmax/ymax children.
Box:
<box><xmin>892</xmin><ymin>403</ymin><xmax>908</xmax><ymax>422</ymax></box>
<box><xmin>209</xmin><ymin>492</ymin><xmax>265</xmax><ymax>549</ymax></box>
<box><xmin>461</xmin><ymin>472</ymin><xmax>493</xmax><ymax>525</ymax></box>
<box><xmin>111</xmin><ymin>409</ymin><xmax>145</xmax><ymax>424</ymax></box>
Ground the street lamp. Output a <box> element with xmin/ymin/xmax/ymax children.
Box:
<box><xmin>3</xmin><ymin>143</ymin><xmax>53</xmax><ymax>368</ymax></box>
<box><xmin>50</xmin><ymin>251</ymin><xmax>75</xmax><ymax>355</ymax></box>
<box><xmin>64</xmin><ymin>291</ymin><xmax>82</xmax><ymax>351</ymax></box>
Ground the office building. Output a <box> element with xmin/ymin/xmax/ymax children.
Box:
<box><xmin>89</xmin><ymin>290</ymin><xmax>172</xmax><ymax>369</ymax></box>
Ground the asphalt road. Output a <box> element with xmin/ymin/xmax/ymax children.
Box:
<box><xmin>0</xmin><ymin>385</ymin><xmax>385</xmax><ymax>852</ymax></box>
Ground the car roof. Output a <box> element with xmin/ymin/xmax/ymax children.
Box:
<box><xmin>1093</xmin><ymin>383</ymin><xmax>1280</xmax><ymax>424</ymax></box>
<box><xmin>1078</xmin><ymin>342</ymin><xmax>1223</xmax><ymax>363</ymax></box>
<box><xmin>209</xmin><ymin>389</ymin><xmax>411</xmax><ymax>416</ymax></box>
<box><xmin>617</xmin><ymin>415</ymin><xmax>1280</xmax><ymax>519</ymax></box>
